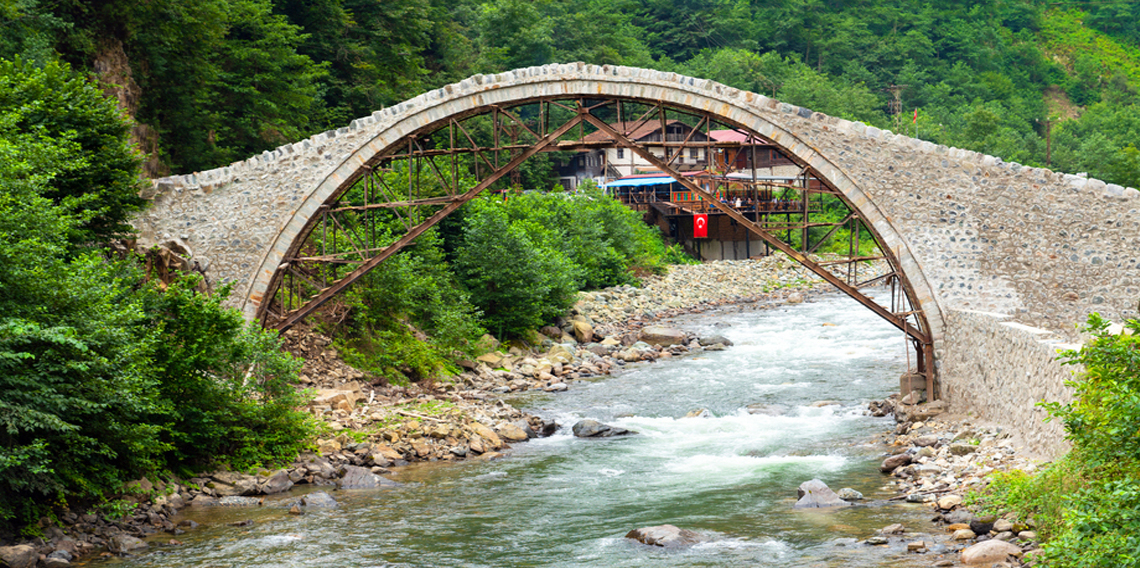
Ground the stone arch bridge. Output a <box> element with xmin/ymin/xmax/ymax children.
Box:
<box><xmin>135</xmin><ymin>63</ymin><xmax>1139</xmax><ymax>455</ymax></box>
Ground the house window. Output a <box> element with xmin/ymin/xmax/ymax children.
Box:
<box><xmin>617</xmin><ymin>148</ymin><xmax>624</xmax><ymax>159</ymax></box>
<box><xmin>690</xmin><ymin>148</ymin><xmax>699</xmax><ymax>160</ymax></box>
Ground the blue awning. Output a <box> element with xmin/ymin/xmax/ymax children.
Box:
<box><xmin>604</xmin><ymin>176</ymin><xmax>677</xmax><ymax>188</ymax></box>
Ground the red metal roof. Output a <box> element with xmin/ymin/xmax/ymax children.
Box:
<box><xmin>707</xmin><ymin>129</ymin><xmax>772</xmax><ymax>144</ymax></box>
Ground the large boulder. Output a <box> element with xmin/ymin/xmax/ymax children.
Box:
<box><xmin>469</xmin><ymin>422</ymin><xmax>504</xmax><ymax>450</ymax></box>
<box><xmin>571</xmin><ymin>419</ymin><xmax>634</xmax><ymax>438</ymax></box>
<box><xmin>960</xmin><ymin>539</ymin><xmax>1023</xmax><ymax>565</ymax></box>
<box><xmin>571</xmin><ymin>320</ymin><xmax>595</xmax><ymax>343</ymax></box>
<box><xmin>0</xmin><ymin>545</ymin><xmax>36</xmax><ymax>568</ymax></box>
<box><xmin>107</xmin><ymin>534</ymin><xmax>148</xmax><ymax>555</ymax></box>
<box><xmin>638</xmin><ymin>326</ymin><xmax>686</xmax><ymax>346</ymax></box>
<box><xmin>794</xmin><ymin>479</ymin><xmax>852</xmax><ymax>509</ymax></box>
<box><xmin>625</xmin><ymin>525</ymin><xmax>706</xmax><ymax>548</ymax></box>
<box><xmin>497</xmin><ymin>423</ymin><xmax>530</xmax><ymax>442</ymax></box>
<box><xmin>698</xmin><ymin>335</ymin><xmax>733</xmax><ymax>347</ymax></box>
<box><xmin>337</xmin><ymin>465</ymin><xmax>402</xmax><ymax>489</ymax></box>
<box><xmin>880</xmin><ymin>453</ymin><xmax>912</xmax><ymax>473</ymax></box>
<box><xmin>297</xmin><ymin>491</ymin><xmax>338</xmax><ymax>508</ymax></box>
<box><xmin>260</xmin><ymin>469</ymin><xmax>294</xmax><ymax>495</ymax></box>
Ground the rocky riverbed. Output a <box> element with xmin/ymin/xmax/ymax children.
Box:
<box><xmin>0</xmin><ymin>256</ymin><xmax>1046</xmax><ymax>568</ymax></box>
<box><xmin>859</xmin><ymin>394</ymin><xmax>1046</xmax><ymax>566</ymax></box>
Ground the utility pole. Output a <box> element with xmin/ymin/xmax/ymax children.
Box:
<box><xmin>883</xmin><ymin>84</ymin><xmax>908</xmax><ymax>132</ymax></box>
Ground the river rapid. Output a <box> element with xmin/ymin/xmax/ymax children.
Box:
<box><xmin>106</xmin><ymin>293</ymin><xmax>946</xmax><ymax>568</ymax></box>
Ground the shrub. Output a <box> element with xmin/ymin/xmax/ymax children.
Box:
<box><xmin>1046</xmin><ymin>313</ymin><xmax>1140</xmax><ymax>466</ymax></box>
<box><xmin>144</xmin><ymin>278</ymin><xmax>316</xmax><ymax>473</ymax></box>
<box><xmin>453</xmin><ymin>200</ymin><xmax>580</xmax><ymax>338</ymax></box>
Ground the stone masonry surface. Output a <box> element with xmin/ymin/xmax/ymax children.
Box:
<box><xmin>132</xmin><ymin>62</ymin><xmax>1139</xmax><ymax>452</ymax></box>
<box><xmin>940</xmin><ymin>309</ymin><xmax>1078</xmax><ymax>459</ymax></box>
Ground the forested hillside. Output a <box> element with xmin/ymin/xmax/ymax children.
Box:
<box><xmin>4</xmin><ymin>0</ymin><xmax>1140</xmax><ymax>186</ymax></box>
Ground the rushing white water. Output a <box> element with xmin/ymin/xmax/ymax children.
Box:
<box><xmin>107</xmin><ymin>293</ymin><xmax>945</xmax><ymax>568</ymax></box>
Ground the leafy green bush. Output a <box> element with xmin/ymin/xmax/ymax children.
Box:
<box><xmin>0</xmin><ymin>58</ymin><xmax>315</xmax><ymax>532</ymax></box>
<box><xmin>334</xmin><ymin>231</ymin><xmax>483</xmax><ymax>384</ymax></box>
<box><xmin>453</xmin><ymin>198</ymin><xmax>580</xmax><ymax>338</ymax></box>
<box><xmin>144</xmin><ymin>278</ymin><xmax>316</xmax><ymax>472</ymax></box>
<box><xmin>1047</xmin><ymin>314</ymin><xmax>1140</xmax><ymax>466</ymax></box>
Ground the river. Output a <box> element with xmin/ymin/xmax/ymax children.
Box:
<box><xmin>105</xmin><ymin>293</ymin><xmax>945</xmax><ymax>567</ymax></box>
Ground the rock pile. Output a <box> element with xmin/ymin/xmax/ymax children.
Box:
<box><xmin>867</xmin><ymin>394</ymin><xmax>1045</xmax><ymax>566</ymax></box>
<box><xmin>574</xmin><ymin>256</ymin><xmax>887</xmax><ymax>327</ymax></box>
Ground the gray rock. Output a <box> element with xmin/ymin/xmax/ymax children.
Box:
<box><xmin>703</xmin><ymin>343</ymin><xmax>727</xmax><ymax>351</ymax></box>
<box><xmin>625</xmin><ymin>525</ymin><xmax>706</xmax><ymax>548</ymax></box>
<box><xmin>298</xmin><ymin>491</ymin><xmax>338</xmax><ymax>508</ymax></box>
<box><xmin>261</xmin><ymin>469</ymin><xmax>294</xmax><ymax>495</ymax></box>
<box><xmin>189</xmin><ymin>494</ymin><xmax>218</xmax><ymax>507</ymax></box>
<box><xmin>794</xmin><ymin>479</ymin><xmax>852</xmax><ymax>509</ymax></box>
<box><xmin>912</xmin><ymin>435</ymin><xmax>939</xmax><ymax>447</ymax></box>
<box><xmin>0</xmin><ymin>544</ymin><xmax>36</xmax><ymax>568</ymax></box>
<box><xmin>836</xmin><ymin>487</ymin><xmax>864</xmax><ymax>501</ymax></box>
<box><xmin>513</xmin><ymin>420</ymin><xmax>537</xmax><ymax>439</ymax></box>
<box><xmin>746</xmin><ymin>403</ymin><xmax>788</xmax><ymax>416</ymax></box>
<box><xmin>108</xmin><ymin>534</ymin><xmax>148</xmax><ymax>555</ymax></box>
<box><xmin>638</xmin><ymin>326</ymin><xmax>686</xmax><ymax>346</ymax></box>
<box><xmin>880</xmin><ymin>453</ymin><xmax>911</xmax><ymax>473</ymax></box>
<box><xmin>571</xmin><ymin>419</ymin><xmax>634</xmax><ymax>438</ymax></box>
<box><xmin>698</xmin><ymin>335</ymin><xmax>733</xmax><ymax>346</ymax></box>
<box><xmin>865</xmin><ymin>536</ymin><xmax>889</xmax><ymax>545</ymax></box>
<box><xmin>944</xmin><ymin>509</ymin><xmax>974</xmax><ymax>524</ymax></box>
<box><xmin>42</xmin><ymin>559</ymin><xmax>71</xmax><ymax>568</ymax></box>
<box><xmin>47</xmin><ymin>550</ymin><xmax>73</xmax><ymax>562</ymax></box>
<box><xmin>949</xmin><ymin>443</ymin><xmax>978</xmax><ymax>455</ymax></box>
<box><xmin>337</xmin><ymin>465</ymin><xmax>402</xmax><ymax>489</ymax></box>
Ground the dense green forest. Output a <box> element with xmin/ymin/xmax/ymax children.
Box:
<box><xmin>5</xmin><ymin>0</ymin><xmax>1140</xmax><ymax>186</ymax></box>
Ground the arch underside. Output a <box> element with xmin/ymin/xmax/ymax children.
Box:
<box><xmin>253</xmin><ymin>89</ymin><xmax>939</xmax><ymax>390</ymax></box>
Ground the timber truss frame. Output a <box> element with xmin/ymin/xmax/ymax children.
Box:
<box><xmin>260</xmin><ymin>96</ymin><xmax>936</xmax><ymax>394</ymax></box>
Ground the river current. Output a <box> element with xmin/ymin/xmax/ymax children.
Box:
<box><xmin>108</xmin><ymin>293</ymin><xmax>944</xmax><ymax>568</ymax></box>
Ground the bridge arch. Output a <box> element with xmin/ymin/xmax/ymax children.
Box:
<box><xmin>241</xmin><ymin>66</ymin><xmax>943</xmax><ymax>381</ymax></box>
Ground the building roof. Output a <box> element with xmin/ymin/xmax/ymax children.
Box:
<box><xmin>707</xmin><ymin>129</ymin><xmax>772</xmax><ymax>144</ymax></box>
<box><xmin>581</xmin><ymin>119</ymin><xmax>696</xmax><ymax>143</ymax></box>
<box><xmin>604</xmin><ymin>171</ymin><xmax>705</xmax><ymax>188</ymax></box>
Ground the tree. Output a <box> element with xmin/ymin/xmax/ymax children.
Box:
<box><xmin>453</xmin><ymin>200</ymin><xmax>578</xmax><ymax>338</ymax></box>
<box><xmin>0</xmin><ymin>58</ymin><xmax>145</xmax><ymax>246</ymax></box>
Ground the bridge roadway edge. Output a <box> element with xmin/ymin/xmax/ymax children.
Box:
<box><xmin>133</xmin><ymin>63</ymin><xmax>1140</xmax><ymax>456</ymax></box>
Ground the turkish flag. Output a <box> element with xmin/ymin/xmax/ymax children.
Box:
<box><xmin>693</xmin><ymin>213</ymin><xmax>708</xmax><ymax>238</ymax></box>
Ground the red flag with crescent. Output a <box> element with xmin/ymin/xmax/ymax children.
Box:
<box><xmin>693</xmin><ymin>213</ymin><xmax>708</xmax><ymax>238</ymax></box>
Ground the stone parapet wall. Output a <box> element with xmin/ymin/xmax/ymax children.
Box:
<box><xmin>939</xmin><ymin>308</ymin><xmax>1078</xmax><ymax>458</ymax></box>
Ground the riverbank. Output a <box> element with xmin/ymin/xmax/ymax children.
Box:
<box><xmin>864</xmin><ymin>397</ymin><xmax>1047</xmax><ymax>566</ymax></box>
<box><xmin>2</xmin><ymin>255</ymin><xmax>1047</xmax><ymax>568</ymax></box>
